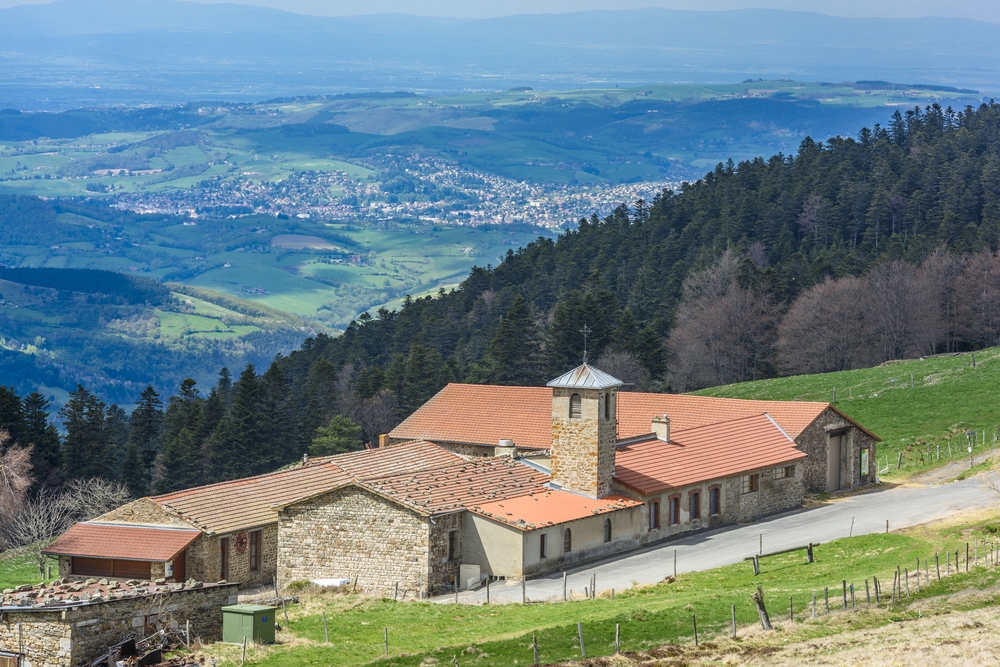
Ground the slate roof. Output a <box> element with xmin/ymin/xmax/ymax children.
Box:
<box><xmin>43</xmin><ymin>522</ymin><xmax>201</xmax><ymax>561</ymax></box>
<box><xmin>467</xmin><ymin>490</ymin><xmax>642</xmax><ymax>531</ymax></box>
<box><xmin>388</xmin><ymin>383</ymin><xmax>869</xmax><ymax>448</ymax></box>
<box><xmin>613</xmin><ymin>414</ymin><xmax>808</xmax><ymax>495</ymax></box>
<box><xmin>547</xmin><ymin>363</ymin><xmax>623</xmax><ymax>390</ymax></box>
<box><xmin>149</xmin><ymin>440</ymin><xmax>465</xmax><ymax>534</ymax></box>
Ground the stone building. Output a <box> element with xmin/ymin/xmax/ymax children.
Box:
<box><xmin>0</xmin><ymin>578</ymin><xmax>237</xmax><ymax>667</ymax></box>
<box><xmin>45</xmin><ymin>362</ymin><xmax>878</xmax><ymax>599</ymax></box>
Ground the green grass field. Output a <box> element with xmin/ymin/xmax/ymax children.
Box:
<box><xmin>195</xmin><ymin>513</ymin><xmax>999</xmax><ymax>667</ymax></box>
<box><xmin>697</xmin><ymin>348</ymin><xmax>1000</xmax><ymax>481</ymax></box>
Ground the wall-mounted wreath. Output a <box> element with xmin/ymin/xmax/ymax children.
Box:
<box><xmin>234</xmin><ymin>531</ymin><xmax>249</xmax><ymax>554</ymax></box>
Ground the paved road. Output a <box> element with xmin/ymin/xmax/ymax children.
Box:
<box><xmin>449</xmin><ymin>475</ymin><xmax>995</xmax><ymax>604</ymax></box>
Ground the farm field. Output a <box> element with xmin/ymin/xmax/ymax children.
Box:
<box><xmin>698</xmin><ymin>347</ymin><xmax>1000</xmax><ymax>482</ymax></box>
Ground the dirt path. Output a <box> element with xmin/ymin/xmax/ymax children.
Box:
<box><xmin>910</xmin><ymin>451</ymin><xmax>994</xmax><ymax>486</ymax></box>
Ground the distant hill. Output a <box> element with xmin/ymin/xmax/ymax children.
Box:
<box><xmin>1</xmin><ymin>1</ymin><xmax>998</xmax><ymax>108</ymax></box>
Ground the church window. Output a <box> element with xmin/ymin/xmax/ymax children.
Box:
<box><xmin>539</xmin><ymin>533</ymin><xmax>547</xmax><ymax>559</ymax></box>
<box><xmin>563</xmin><ymin>528</ymin><xmax>572</xmax><ymax>553</ymax></box>
<box><xmin>603</xmin><ymin>518</ymin><xmax>612</xmax><ymax>543</ymax></box>
<box><xmin>448</xmin><ymin>530</ymin><xmax>457</xmax><ymax>560</ymax></box>
<box><xmin>604</xmin><ymin>393</ymin><xmax>610</xmax><ymax>421</ymax></box>
<box><xmin>569</xmin><ymin>393</ymin><xmax>582</xmax><ymax>419</ymax></box>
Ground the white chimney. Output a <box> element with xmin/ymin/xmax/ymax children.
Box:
<box><xmin>652</xmin><ymin>414</ymin><xmax>670</xmax><ymax>442</ymax></box>
<box><xmin>496</xmin><ymin>439</ymin><xmax>517</xmax><ymax>458</ymax></box>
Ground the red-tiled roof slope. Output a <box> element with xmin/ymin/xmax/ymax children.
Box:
<box><xmin>389</xmin><ymin>384</ymin><xmax>553</xmax><ymax>448</ymax></box>
<box><xmin>152</xmin><ymin>441</ymin><xmax>464</xmax><ymax>534</ymax></box>
<box><xmin>618</xmin><ymin>393</ymin><xmax>831</xmax><ymax>440</ymax></box>
<box><xmin>614</xmin><ymin>414</ymin><xmax>807</xmax><ymax>495</ymax></box>
<box><xmin>468</xmin><ymin>491</ymin><xmax>642</xmax><ymax>531</ymax></box>
<box><xmin>360</xmin><ymin>457</ymin><xmax>549</xmax><ymax>514</ymax></box>
<box><xmin>43</xmin><ymin>523</ymin><xmax>200</xmax><ymax>561</ymax></box>
<box><xmin>389</xmin><ymin>383</ymin><xmax>874</xmax><ymax>448</ymax></box>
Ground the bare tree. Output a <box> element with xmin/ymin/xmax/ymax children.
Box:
<box><xmin>959</xmin><ymin>250</ymin><xmax>1000</xmax><ymax>349</ymax></box>
<box><xmin>60</xmin><ymin>478</ymin><xmax>133</xmax><ymax>521</ymax></box>
<box><xmin>0</xmin><ymin>431</ymin><xmax>33</xmax><ymax>549</ymax></box>
<box><xmin>865</xmin><ymin>261</ymin><xmax>926</xmax><ymax>362</ymax></box>
<box><xmin>354</xmin><ymin>390</ymin><xmax>400</xmax><ymax>445</ymax></box>
<box><xmin>776</xmin><ymin>276</ymin><xmax>875</xmax><ymax>374</ymax></box>
<box><xmin>668</xmin><ymin>251</ymin><xmax>778</xmax><ymax>391</ymax></box>
<box><xmin>5</xmin><ymin>490</ymin><xmax>75</xmax><ymax>577</ymax></box>
<box><xmin>913</xmin><ymin>248</ymin><xmax>962</xmax><ymax>354</ymax></box>
<box><xmin>594</xmin><ymin>350</ymin><xmax>648</xmax><ymax>391</ymax></box>
<box><xmin>797</xmin><ymin>194</ymin><xmax>825</xmax><ymax>242</ymax></box>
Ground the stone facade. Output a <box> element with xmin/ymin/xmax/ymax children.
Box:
<box><xmin>551</xmin><ymin>387</ymin><xmax>617</xmax><ymax>498</ymax></box>
<box><xmin>794</xmin><ymin>408</ymin><xmax>878</xmax><ymax>493</ymax></box>
<box><xmin>277</xmin><ymin>486</ymin><xmax>435</xmax><ymax>596</ymax></box>
<box><xmin>94</xmin><ymin>499</ymin><xmax>189</xmax><ymax>527</ymax></box>
<box><xmin>0</xmin><ymin>584</ymin><xmax>237</xmax><ymax>667</ymax></box>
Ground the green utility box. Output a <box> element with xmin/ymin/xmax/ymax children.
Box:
<box><xmin>222</xmin><ymin>604</ymin><xmax>277</xmax><ymax>644</ymax></box>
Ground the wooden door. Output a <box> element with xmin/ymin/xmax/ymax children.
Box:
<box><xmin>172</xmin><ymin>549</ymin><xmax>186</xmax><ymax>582</ymax></box>
<box><xmin>827</xmin><ymin>435</ymin><xmax>842</xmax><ymax>491</ymax></box>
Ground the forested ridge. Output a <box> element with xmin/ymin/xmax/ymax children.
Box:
<box><xmin>4</xmin><ymin>101</ymin><xmax>1000</xmax><ymax>503</ymax></box>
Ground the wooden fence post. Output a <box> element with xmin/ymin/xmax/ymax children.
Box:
<box><xmin>905</xmin><ymin>569</ymin><xmax>909</xmax><ymax>597</ymax></box>
<box><xmin>812</xmin><ymin>593</ymin><xmax>816</xmax><ymax>618</ymax></box>
<box><xmin>824</xmin><ymin>587</ymin><xmax>829</xmax><ymax>613</ymax></box>
<box><xmin>384</xmin><ymin>627</ymin><xmax>389</xmax><ymax>657</ymax></box>
<box><xmin>751</xmin><ymin>585</ymin><xmax>773</xmax><ymax>631</ymax></box>
<box><xmin>850</xmin><ymin>584</ymin><xmax>854</xmax><ymax>608</ymax></box>
<box><xmin>577</xmin><ymin>622</ymin><xmax>586</xmax><ymax>658</ymax></box>
<box><xmin>842</xmin><ymin>580</ymin><xmax>847</xmax><ymax>609</ymax></box>
<box><xmin>394</xmin><ymin>582</ymin><xmax>399</xmax><ymax>600</ymax></box>
<box><xmin>615</xmin><ymin>623</ymin><xmax>621</xmax><ymax>653</ymax></box>
<box><xmin>533</xmin><ymin>633</ymin><xmax>539</xmax><ymax>665</ymax></box>
<box><xmin>521</xmin><ymin>578</ymin><xmax>526</xmax><ymax>605</ymax></box>
<box><xmin>241</xmin><ymin>636</ymin><xmax>247</xmax><ymax>666</ymax></box>
<box><xmin>788</xmin><ymin>596</ymin><xmax>793</xmax><ymax>622</ymax></box>
<box><xmin>936</xmin><ymin>553</ymin><xmax>941</xmax><ymax>581</ymax></box>
<box><xmin>563</xmin><ymin>571</ymin><xmax>567</xmax><ymax>602</ymax></box>
<box><xmin>865</xmin><ymin>580</ymin><xmax>870</xmax><ymax>605</ymax></box>
<box><xmin>486</xmin><ymin>578</ymin><xmax>490</xmax><ymax>604</ymax></box>
<box><xmin>732</xmin><ymin>604</ymin><xmax>738</xmax><ymax>637</ymax></box>
<box><xmin>323</xmin><ymin>612</ymin><xmax>329</xmax><ymax>644</ymax></box>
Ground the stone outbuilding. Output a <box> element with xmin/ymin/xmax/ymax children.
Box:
<box><xmin>0</xmin><ymin>578</ymin><xmax>237</xmax><ymax>667</ymax></box>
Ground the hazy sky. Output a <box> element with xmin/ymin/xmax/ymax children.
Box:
<box><xmin>2</xmin><ymin>0</ymin><xmax>999</xmax><ymax>23</ymax></box>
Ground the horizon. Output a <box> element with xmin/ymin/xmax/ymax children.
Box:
<box><xmin>0</xmin><ymin>0</ymin><xmax>999</xmax><ymax>24</ymax></box>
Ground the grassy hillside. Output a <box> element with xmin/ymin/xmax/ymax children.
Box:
<box><xmin>697</xmin><ymin>348</ymin><xmax>1000</xmax><ymax>480</ymax></box>
<box><xmin>188</xmin><ymin>512</ymin><xmax>997</xmax><ymax>667</ymax></box>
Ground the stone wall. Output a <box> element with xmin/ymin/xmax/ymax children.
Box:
<box><xmin>0</xmin><ymin>584</ymin><xmax>237</xmax><ymax>667</ymax></box>
<box><xmin>94</xmin><ymin>499</ymin><xmax>189</xmax><ymax>527</ymax></box>
<box><xmin>795</xmin><ymin>408</ymin><xmax>878</xmax><ymax>493</ymax></box>
<box><xmin>217</xmin><ymin>524</ymin><xmax>279</xmax><ymax>587</ymax></box>
<box><xmin>277</xmin><ymin>486</ymin><xmax>431</xmax><ymax>596</ymax></box>
<box><xmin>551</xmin><ymin>387</ymin><xmax>617</xmax><ymax>498</ymax></box>
<box><xmin>427</xmin><ymin>513</ymin><xmax>463</xmax><ymax>590</ymax></box>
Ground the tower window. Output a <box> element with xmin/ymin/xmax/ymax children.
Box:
<box><xmin>569</xmin><ymin>393</ymin><xmax>582</xmax><ymax>419</ymax></box>
<box><xmin>563</xmin><ymin>528</ymin><xmax>572</xmax><ymax>553</ymax></box>
<box><xmin>603</xmin><ymin>518</ymin><xmax>612</xmax><ymax>543</ymax></box>
<box><xmin>604</xmin><ymin>393</ymin><xmax>610</xmax><ymax>421</ymax></box>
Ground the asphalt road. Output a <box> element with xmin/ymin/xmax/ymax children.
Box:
<box><xmin>451</xmin><ymin>475</ymin><xmax>995</xmax><ymax>604</ymax></box>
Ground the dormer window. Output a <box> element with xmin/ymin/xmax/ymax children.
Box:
<box><xmin>604</xmin><ymin>393</ymin><xmax>610</xmax><ymax>421</ymax></box>
<box><xmin>569</xmin><ymin>393</ymin><xmax>582</xmax><ymax>419</ymax></box>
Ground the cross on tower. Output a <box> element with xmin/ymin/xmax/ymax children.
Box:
<box><xmin>579</xmin><ymin>323</ymin><xmax>592</xmax><ymax>364</ymax></box>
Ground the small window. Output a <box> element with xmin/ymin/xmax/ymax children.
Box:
<box><xmin>690</xmin><ymin>491</ymin><xmax>700</xmax><ymax>520</ymax></box>
<box><xmin>563</xmin><ymin>528</ymin><xmax>572</xmax><ymax>553</ymax></box>
<box><xmin>539</xmin><ymin>533</ymin><xmax>547</xmax><ymax>559</ymax></box>
<box><xmin>249</xmin><ymin>530</ymin><xmax>261</xmax><ymax>572</ymax></box>
<box><xmin>648</xmin><ymin>501</ymin><xmax>660</xmax><ymax>530</ymax></box>
<box><xmin>603</xmin><ymin>518</ymin><xmax>612</xmax><ymax>543</ymax></box>
<box><xmin>710</xmin><ymin>487</ymin><xmax>721</xmax><ymax>515</ymax></box>
<box><xmin>219</xmin><ymin>537</ymin><xmax>230</xmax><ymax>581</ymax></box>
<box><xmin>569</xmin><ymin>393</ymin><xmax>582</xmax><ymax>419</ymax></box>
<box><xmin>774</xmin><ymin>465</ymin><xmax>794</xmax><ymax>480</ymax></box>
<box><xmin>860</xmin><ymin>448</ymin><xmax>870</xmax><ymax>476</ymax></box>
<box><xmin>0</xmin><ymin>652</ymin><xmax>22</xmax><ymax>667</ymax></box>
<box><xmin>669</xmin><ymin>496</ymin><xmax>680</xmax><ymax>525</ymax></box>
<box><xmin>448</xmin><ymin>530</ymin><xmax>458</xmax><ymax>561</ymax></box>
<box><xmin>742</xmin><ymin>474</ymin><xmax>759</xmax><ymax>494</ymax></box>
<box><xmin>604</xmin><ymin>393</ymin><xmax>610</xmax><ymax>421</ymax></box>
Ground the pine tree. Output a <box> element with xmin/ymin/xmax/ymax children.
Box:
<box><xmin>59</xmin><ymin>385</ymin><xmax>109</xmax><ymax>480</ymax></box>
<box><xmin>399</xmin><ymin>343</ymin><xmax>445</xmax><ymax>415</ymax></box>
<box><xmin>309</xmin><ymin>415</ymin><xmax>363</xmax><ymax>457</ymax></box>
<box><xmin>206</xmin><ymin>364</ymin><xmax>263</xmax><ymax>482</ymax></box>
<box><xmin>120</xmin><ymin>441</ymin><xmax>147</xmax><ymax>497</ymax></box>
<box><xmin>545</xmin><ymin>283</ymin><xmax>618</xmax><ymax>375</ymax></box>
<box><xmin>154</xmin><ymin>378</ymin><xmax>205</xmax><ymax>494</ymax></box>
<box><xmin>22</xmin><ymin>392</ymin><xmax>61</xmax><ymax>490</ymax></box>
<box><xmin>302</xmin><ymin>357</ymin><xmax>339</xmax><ymax>447</ymax></box>
<box><xmin>468</xmin><ymin>294</ymin><xmax>543</xmax><ymax>385</ymax></box>
<box><xmin>105</xmin><ymin>404</ymin><xmax>130</xmax><ymax>470</ymax></box>
<box><xmin>259</xmin><ymin>363</ymin><xmax>294</xmax><ymax>468</ymax></box>
<box><xmin>0</xmin><ymin>385</ymin><xmax>26</xmax><ymax>444</ymax></box>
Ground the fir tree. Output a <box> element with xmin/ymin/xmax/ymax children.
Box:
<box><xmin>120</xmin><ymin>441</ymin><xmax>147</xmax><ymax>497</ymax></box>
<box><xmin>302</xmin><ymin>357</ymin><xmax>339</xmax><ymax>447</ymax></box>
<box><xmin>59</xmin><ymin>385</ymin><xmax>109</xmax><ymax>480</ymax></box>
<box><xmin>0</xmin><ymin>385</ymin><xmax>26</xmax><ymax>444</ymax></box>
<box><xmin>206</xmin><ymin>364</ymin><xmax>263</xmax><ymax>482</ymax></box>
<box><xmin>154</xmin><ymin>378</ymin><xmax>205</xmax><ymax>493</ymax></box>
<box><xmin>259</xmin><ymin>363</ymin><xmax>294</xmax><ymax>468</ymax></box>
<box><xmin>129</xmin><ymin>385</ymin><xmax>163</xmax><ymax>474</ymax></box>
<box><xmin>468</xmin><ymin>294</ymin><xmax>543</xmax><ymax>385</ymax></box>
<box><xmin>309</xmin><ymin>415</ymin><xmax>363</xmax><ymax>457</ymax></box>
<box><xmin>22</xmin><ymin>392</ymin><xmax>61</xmax><ymax>490</ymax></box>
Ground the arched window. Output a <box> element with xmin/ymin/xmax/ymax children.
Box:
<box><xmin>604</xmin><ymin>393</ymin><xmax>610</xmax><ymax>421</ymax></box>
<box><xmin>563</xmin><ymin>528</ymin><xmax>572</xmax><ymax>553</ymax></box>
<box><xmin>603</xmin><ymin>518</ymin><xmax>612</xmax><ymax>543</ymax></box>
<box><xmin>569</xmin><ymin>393</ymin><xmax>582</xmax><ymax>419</ymax></box>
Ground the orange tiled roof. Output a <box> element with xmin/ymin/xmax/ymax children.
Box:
<box><xmin>359</xmin><ymin>457</ymin><xmax>549</xmax><ymax>515</ymax></box>
<box><xmin>389</xmin><ymin>383</ymin><xmax>871</xmax><ymax>448</ymax></box>
<box><xmin>152</xmin><ymin>440</ymin><xmax>465</xmax><ymax>534</ymax></box>
<box><xmin>467</xmin><ymin>490</ymin><xmax>642</xmax><ymax>531</ymax></box>
<box><xmin>43</xmin><ymin>522</ymin><xmax>201</xmax><ymax>561</ymax></box>
<box><xmin>614</xmin><ymin>414</ymin><xmax>807</xmax><ymax>495</ymax></box>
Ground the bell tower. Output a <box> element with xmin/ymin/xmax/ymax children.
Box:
<box><xmin>548</xmin><ymin>363</ymin><xmax>622</xmax><ymax>498</ymax></box>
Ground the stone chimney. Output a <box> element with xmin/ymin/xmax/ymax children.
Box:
<box><xmin>652</xmin><ymin>414</ymin><xmax>670</xmax><ymax>442</ymax></box>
